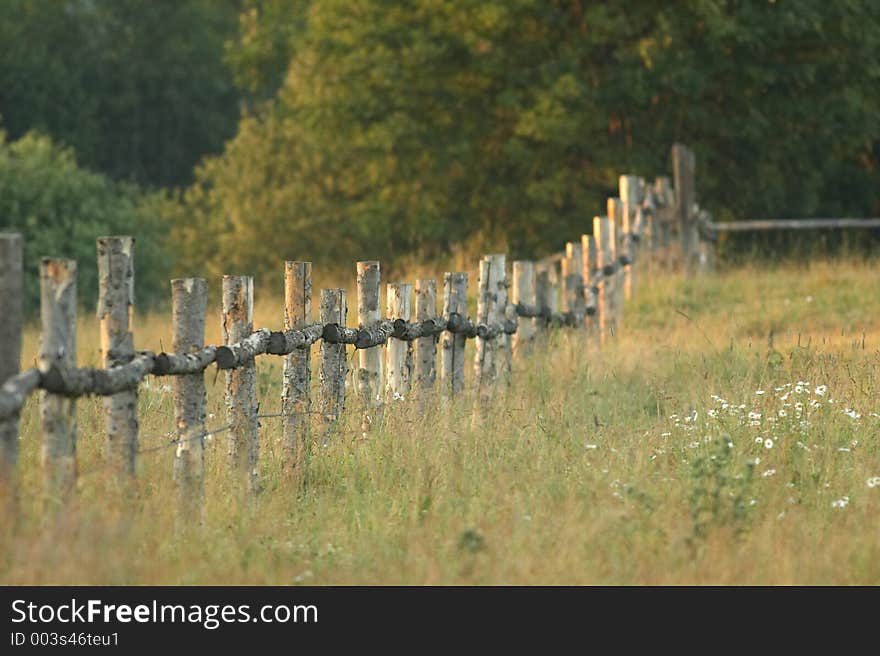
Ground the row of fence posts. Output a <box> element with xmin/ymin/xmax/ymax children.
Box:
<box><xmin>0</xmin><ymin>145</ymin><xmax>708</xmax><ymax>517</ymax></box>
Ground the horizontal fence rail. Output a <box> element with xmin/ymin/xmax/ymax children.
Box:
<box><xmin>705</xmin><ymin>218</ymin><xmax>880</xmax><ymax>232</ymax></box>
<box><xmin>0</xmin><ymin>143</ymin><xmax>718</xmax><ymax>516</ymax></box>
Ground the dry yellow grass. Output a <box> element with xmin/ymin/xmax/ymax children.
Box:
<box><xmin>2</xmin><ymin>258</ymin><xmax>880</xmax><ymax>584</ymax></box>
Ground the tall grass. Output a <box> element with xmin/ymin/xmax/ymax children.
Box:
<box><xmin>2</xmin><ymin>259</ymin><xmax>879</xmax><ymax>584</ymax></box>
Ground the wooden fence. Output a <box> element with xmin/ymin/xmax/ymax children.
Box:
<box><xmin>0</xmin><ymin>144</ymin><xmax>695</xmax><ymax>515</ymax></box>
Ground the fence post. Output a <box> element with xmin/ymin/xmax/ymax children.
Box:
<box><xmin>319</xmin><ymin>288</ymin><xmax>347</xmax><ymax>435</ymax></box>
<box><xmin>606</xmin><ymin>198</ymin><xmax>624</xmax><ymax>327</ymax></box>
<box><xmin>414</xmin><ymin>279</ymin><xmax>437</xmax><ymax>401</ymax></box>
<box><xmin>620</xmin><ymin>175</ymin><xmax>641</xmax><ymax>300</ymax></box>
<box><xmin>386</xmin><ymin>283</ymin><xmax>412</xmax><ymax>401</ymax></box>
<box><xmin>39</xmin><ymin>258</ymin><xmax>77</xmax><ymax>501</ymax></box>
<box><xmin>474</xmin><ymin>254</ymin><xmax>506</xmax><ymax>402</ymax></box>
<box><xmin>440</xmin><ymin>272</ymin><xmax>467</xmax><ymax>397</ymax></box>
<box><xmin>222</xmin><ymin>275</ymin><xmax>259</xmax><ymax>494</ymax></box>
<box><xmin>593</xmin><ymin>216</ymin><xmax>615</xmax><ymax>345</ymax></box>
<box><xmin>282</xmin><ymin>261</ymin><xmax>311</xmax><ymax>470</ymax></box>
<box><xmin>535</xmin><ymin>261</ymin><xmax>558</xmax><ymax>339</ymax></box>
<box><xmin>356</xmin><ymin>261</ymin><xmax>383</xmax><ymax>432</ymax></box>
<box><xmin>581</xmin><ymin>234</ymin><xmax>600</xmax><ymax>341</ymax></box>
<box><xmin>97</xmin><ymin>236</ymin><xmax>138</xmax><ymax>478</ymax></box>
<box><xmin>511</xmin><ymin>261</ymin><xmax>536</xmax><ymax>356</ymax></box>
<box><xmin>672</xmin><ymin>143</ymin><xmax>698</xmax><ymax>275</ymax></box>
<box><xmin>171</xmin><ymin>278</ymin><xmax>208</xmax><ymax>520</ymax></box>
<box><xmin>562</xmin><ymin>243</ymin><xmax>585</xmax><ymax>329</ymax></box>
<box><xmin>0</xmin><ymin>234</ymin><xmax>23</xmax><ymax>477</ymax></box>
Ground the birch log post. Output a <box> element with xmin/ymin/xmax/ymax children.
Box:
<box><xmin>440</xmin><ymin>272</ymin><xmax>467</xmax><ymax>397</ymax></box>
<box><xmin>494</xmin><ymin>256</ymin><xmax>512</xmax><ymax>383</ymax></box>
<box><xmin>535</xmin><ymin>261</ymin><xmax>558</xmax><ymax>339</ymax></box>
<box><xmin>319</xmin><ymin>288</ymin><xmax>347</xmax><ymax>436</ymax></box>
<box><xmin>562</xmin><ymin>243</ymin><xmax>585</xmax><ymax>330</ymax></box>
<box><xmin>356</xmin><ymin>261</ymin><xmax>382</xmax><ymax>432</ymax></box>
<box><xmin>655</xmin><ymin>176</ymin><xmax>674</xmax><ymax>251</ymax></box>
<box><xmin>672</xmin><ymin>143</ymin><xmax>698</xmax><ymax>275</ymax></box>
<box><xmin>620</xmin><ymin>175</ymin><xmax>641</xmax><ymax>300</ymax></box>
<box><xmin>593</xmin><ymin>216</ymin><xmax>615</xmax><ymax>345</ymax></box>
<box><xmin>39</xmin><ymin>258</ymin><xmax>77</xmax><ymax>501</ymax></box>
<box><xmin>171</xmin><ymin>278</ymin><xmax>208</xmax><ymax>519</ymax></box>
<box><xmin>0</xmin><ymin>234</ymin><xmax>23</xmax><ymax>476</ymax></box>
<box><xmin>413</xmin><ymin>280</ymin><xmax>437</xmax><ymax>401</ymax></box>
<box><xmin>473</xmin><ymin>254</ymin><xmax>506</xmax><ymax>403</ymax></box>
<box><xmin>511</xmin><ymin>261</ymin><xmax>536</xmax><ymax>356</ymax></box>
<box><xmin>222</xmin><ymin>275</ymin><xmax>259</xmax><ymax>494</ymax></box>
<box><xmin>385</xmin><ymin>283</ymin><xmax>412</xmax><ymax>401</ymax></box>
<box><xmin>282</xmin><ymin>261</ymin><xmax>311</xmax><ymax>470</ymax></box>
<box><xmin>606</xmin><ymin>198</ymin><xmax>624</xmax><ymax>327</ymax></box>
<box><xmin>581</xmin><ymin>234</ymin><xmax>600</xmax><ymax>342</ymax></box>
<box><xmin>97</xmin><ymin>236</ymin><xmax>138</xmax><ymax>477</ymax></box>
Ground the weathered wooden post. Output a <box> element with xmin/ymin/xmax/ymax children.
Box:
<box><xmin>386</xmin><ymin>283</ymin><xmax>412</xmax><ymax>400</ymax></box>
<box><xmin>319</xmin><ymin>289</ymin><xmax>347</xmax><ymax>436</ymax></box>
<box><xmin>620</xmin><ymin>175</ymin><xmax>641</xmax><ymax>300</ymax></box>
<box><xmin>606</xmin><ymin>198</ymin><xmax>624</xmax><ymax>327</ymax></box>
<box><xmin>535</xmin><ymin>260</ymin><xmax>559</xmax><ymax>338</ymax></box>
<box><xmin>356</xmin><ymin>261</ymin><xmax>382</xmax><ymax>430</ymax></box>
<box><xmin>655</xmin><ymin>176</ymin><xmax>674</xmax><ymax>251</ymax></box>
<box><xmin>581</xmin><ymin>234</ymin><xmax>600</xmax><ymax>340</ymax></box>
<box><xmin>39</xmin><ymin>258</ymin><xmax>78</xmax><ymax>500</ymax></box>
<box><xmin>562</xmin><ymin>242</ymin><xmax>585</xmax><ymax>329</ymax></box>
<box><xmin>281</xmin><ymin>261</ymin><xmax>311</xmax><ymax>470</ymax></box>
<box><xmin>511</xmin><ymin>261</ymin><xmax>536</xmax><ymax>356</ymax></box>
<box><xmin>0</xmin><ymin>234</ymin><xmax>23</xmax><ymax>476</ymax></box>
<box><xmin>171</xmin><ymin>278</ymin><xmax>208</xmax><ymax>519</ymax></box>
<box><xmin>473</xmin><ymin>254</ymin><xmax>506</xmax><ymax>402</ymax></box>
<box><xmin>672</xmin><ymin>143</ymin><xmax>698</xmax><ymax>275</ymax></box>
<box><xmin>413</xmin><ymin>279</ymin><xmax>437</xmax><ymax>400</ymax></box>
<box><xmin>97</xmin><ymin>236</ymin><xmax>138</xmax><ymax>477</ymax></box>
<box><xmin>222</xmin><ymin>275</ymin><xmax>259</xmax><ymax>494</ymax></box>
<box><xmin>440</xmin><ymin>272</ymin><xmax>467</xmax><ymax>397</ymax></box>
<box><xmin>593</xmin><ymin>216</ymin><xmax>615</xmax><ymax>344</ymax></box>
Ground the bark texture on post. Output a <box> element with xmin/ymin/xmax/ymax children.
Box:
<box><xmin>39</xmin><ymin>258</ymin><xmax>77</xmax><ymax>500</ymax></box>
<box><xmin>535</xmin><ymin>261</ymin><xmax>558</xmax><ymax>338</ymax></box>
<box><xmin>606</xmin><ymin>198</ymin><xmax>625</xmax><ymax>327</ymax></box>
<box><xmin>171</xmin><ymin>278</ymin><xmax>207</xmax><ymax>520</ymax></box>
<box><xmin>581</xmin><ymin>234</ymin><xmax>600</xmax><ymax>341</ymax></box>
<box><xmin>620</xmin><ymin>175</ymin><xmax>641</xmax><ymax>300</ymax></box>
<box><xmin>413</xmin><ymin>279</ymin><xmax>437</xmax><ymax>397</ymax></box>
<box><xmin>97</xmin><ymin>236</ymin><xmax>138</xmax><ymax>477</ymax></box>
<box><xmin>282</xmin><ymin>261</ymin><xmax>311</xmax><ymax>471</ymax></box>
<box><xmin>356</xmin><ymin>261</ymin><xmax>382</xmax><ymax>431</ymax></box>
<box><xmin>593</xmin><ymin>216</ymin><xmax>616</xmax><ymax>345</ymax></box>
<box><xmin>385</xmin><ymin>283</ymin><xmax>412</xmax><ymax>401</ymax></box>
<box><xmin>511</xmin><ymin>261</ymin><xmax>536</xmax><ymax>356</ymax></box>
<box><xmin>473</xmin><ymin>254</ymin><xmax>507</xmax><ymax>402</ymax></box>
<box><xmin>222</xmin><ymin>275</ymin><xmax>259</xmax><ymax>494</ymax></box>
<box><xmin>672</xmin><ymin>143</ymin><xmax>698</xmax><ymax>274</ymax></box>
<box><xmin>319</xmin><ymin>289</ymin><xmax>347</xmax><ymax>435</ymax></box>
<box><xmin>440</xmin><ymin>272</ymin><xmax>467</xmax><ymax>397</ymax></box>
<box><xmin>0</xmin><ymin>234</ymin><xmax>23</xmax><ymax>475</ymax></box>
<box><xmin>562</xmin><ymin>243</ymin><xmax>585</xmax><ymax>329</ymax></box>
<box><xmin>654</xmin><ymin>176</ymin><xmax>675</xmax><ymax>251</ymax></box>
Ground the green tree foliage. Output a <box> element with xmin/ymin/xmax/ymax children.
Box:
<box><xmin>174</xmin><ymin>0</ymin><xmax>880</xmax><ymax>281</ymax></box>
<box><xmin>0</xmin><ymin>131</ymin><xmax>172</xmax><ymax>311</ymax></box>
<box><xmin>0</xmin><ymin>0</ymin><xmax>241</xmax><ymax>187</ymax></box>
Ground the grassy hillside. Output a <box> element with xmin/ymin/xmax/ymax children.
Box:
<box><xmin>2</xmin><ymin>259</ymin><xmax>879</xmax><ymax>584</ymax></box>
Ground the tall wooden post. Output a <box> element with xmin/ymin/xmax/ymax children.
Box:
<box><xmin>562</xmin><ymin>243</ymin><xmax>585</xmax><ymax>329</ymax></box>
<box><xmin>0</xmin><ymin>234</ymin><xmax>23</xmax><ymax>476</ymax></box>
<box><xmin>282</xmin><ymin>261</ymin><xmax>311</xmax><ymax>470</ymax></box>
<box><xmin>440</xmin><ymin>272</ymin><xmax>467</xmax><ymax>397</ymax></box>
<box><xmin>581</xmin><ymin>234</ymin><xmax>600</xmax><ymax>340</ymax></box>
<box><xmin>474</xmin><ymin>254</ymin><xmax>506</xmax><ymax>402</ymax></box>
<box><xmin>511</xmin><ymin>261</ymin><xmax>536</xmax><ymax>356</ymax></box>
<box><xmin>413</xmin><ymin>279</ymin><xmax>437</xmax><ymax>399</ymax></box>
<box><xmin>386</xmin><ymin>283</ymin><xmax>412</xmax><ymax>401</ymax></box>
<box><xmin>535</xmin><ymin>261</ymin><xmax>558</xmax><ymax>338</ymax></box>
<box><xmin>222</xmin><ymin>275</ymin><xmax>259</xmax><ymax>494</ymax></box>
<box><xmin>319</xmin><ymin>289</ymin><xmax>347</xmax><ymax>436</ymax></box>
<box><xmin>672</xmin><ymin>143</ymin><xmax>698</xmax><ymax>275</ymax></box>
<box><xmin>39</xmin><ymin>258</ymin><xmax>77</xmax><ymax>501</ymax></box>
<box><xmin>606</xmin><ymin>198</ymin><xmax>624</xmax><ymax>327</ymax></box>
<box><xmin>620</xmin><ymin>175</ymin><xmax>641</xmax><ymax>300</ymax></box>
<box><xmin>356</xmin><ymin>261</ymin><xmax>382</xmax><ymax>429</ymax></box>
<box><xmin>171</xmin><ymin>278</ymin><xmax>208</xmax><ymax>520</ymax></box>
<box><xmin>593</xmin><ymin>216</ymin><xmax>615</xmax><ymax>344</ymax></box>
<box><xmin>97</xmin><ymin>236</ymin><xmax>138</xmax><ymax>477</ymax></box>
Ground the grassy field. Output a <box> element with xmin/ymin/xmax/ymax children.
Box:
<box><xmin>2</xmin><ymin>258</ymin><xmax>879</xmax><ymax>584</ymax></box>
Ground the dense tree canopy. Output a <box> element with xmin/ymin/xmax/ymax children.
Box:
<box><xmin>171</xmin><ymin>0</ymin><xmax>880</xmax><ymax>281</ymax></box>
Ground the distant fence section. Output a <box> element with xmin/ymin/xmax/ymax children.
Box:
<box><xmin>5</xmin><ymin>142</ymin><xmax>872</xmax><ymax>516</ymax></box>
